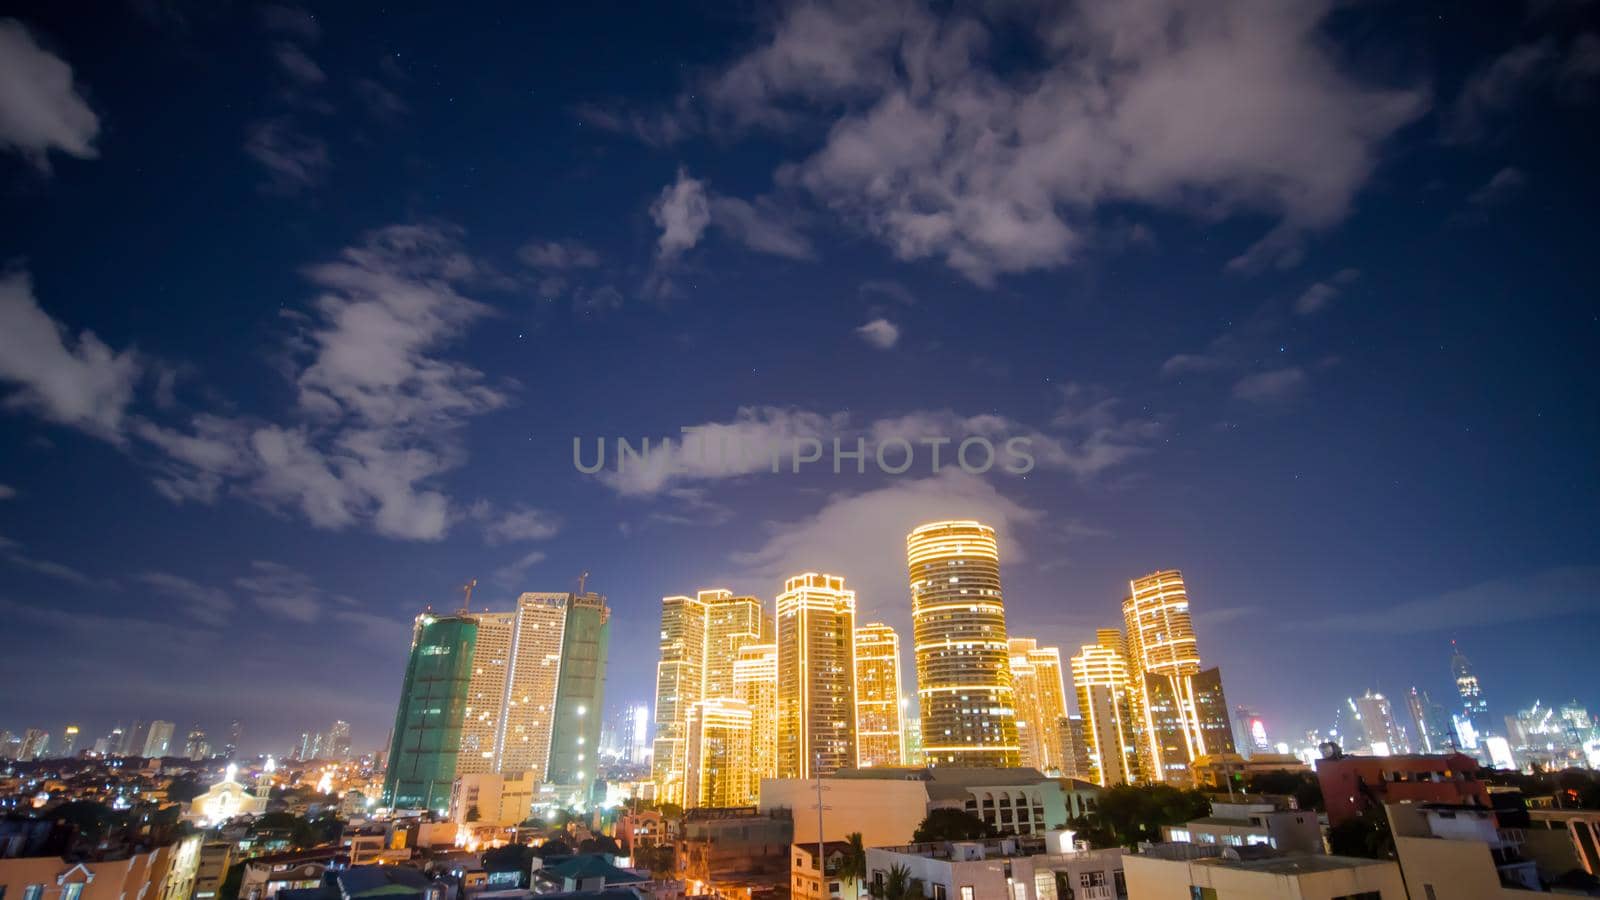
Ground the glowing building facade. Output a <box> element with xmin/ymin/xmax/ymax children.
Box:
<box><xmin>652</xmin><ymin>592</ymin><xmax>708</xmax><ymax>806</ymax></box>
<box><xmin>1452</xmin><ymin>641</ymin><xmax>1489</xmax><ymax>749</ymax></box>
<box><xmin>458</xmin><ymin>612</ymin><xmax>514</xmax><ymax>775</ymax></box>
<box><xmin>853</xmin><ymin>623</ymin><xmax>905</xmax><ymax>768</ymax></box>
<box><xmin>547</xmin><ymin>591</ymin><xmax>611</xmax><ymax>786</ymax></box>
<box><xmin>1070</xmin><ymin>634</ymin><xmax>1141</xmax><ymax>786</ymax></box>
<box><xmin>907</xmin><ymin>520</ymin><xmax>1020</xmax><ymax>768</ymax></box>
<box><xmin>685</xmin><ymin>697</ymin><xmax>754</xmax><ymax>808</ymax></box>
<box><xmin>734</xmin><ymin>642</ymin><xmax>779</xmax><ymax>800</ymax></box>
<box><xmin>1008</xmin><ymin>638</ymin><xmax>1069</xmax><ymax>773</ymax></box>
<box><xmin>1122</xmin><ymin>570</ymin><xmax>1234</xmax><ymax>784</ymax></box>
<box><xmin>777</xmin><ymin>573</ymin><xmax>857</xmax><ymax>778</ymax></box>
<box><xmin>495</xmin><ymin>592</ymin><xmax>573</xmax><ymax>783</ymax></box>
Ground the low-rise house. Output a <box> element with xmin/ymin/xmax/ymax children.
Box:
<box><xmin>865</xmin><ymin>833</ymin><xmax>1124</xmax><ymax>900</ymax></box>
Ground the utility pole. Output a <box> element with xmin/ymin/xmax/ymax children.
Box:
<box><xmin>811</xmin><ymin>752</ymin><xmax>831</xmax><ymax>892</ymax></box>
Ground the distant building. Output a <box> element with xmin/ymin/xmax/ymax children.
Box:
<box><xmin>1189</xmin><ymin>752</ymin><xmax>1309</xmax><ymax>789</ymax></box>
<box><xmin>546</xmin><ymin>591</ymin><xmax>612</xmax><ymax>789</ymax></box>
<box><xmin>184</xmin><ymin>766</ymin><xmax>269</xmax><ymax>824</ymax></box>
<box><xmin>144</xmin><ymin>721</ymin><xmax>175</xmax><ymax>758</ymax></box>
<box><xmin>59</xmin><ymin>725</ymin><xmax>79</xmax><ymax>758</ymax></box>
<box><xmin>1056</xmin><ymin>715</ymin><xmax>1092</xmax><ymax>782</ymax></box>
<box><xmin>1071</xmin><ymin>633</ymin><xmax>1141</xmax><ymax>786</ymax></box>
<box><xmin>18</xmin><ymin>729</ymin><xmax>48</xmax><ymax>761</ymax></box>
<box><xmin>1315</xmin><ymin>750</ymin><xmax>1489</xmax><ymax>826</ymax></box>
<box><xmin>384</xmin><ymin>612</ymin><xmax>478</xmax><ymax>811</ymax></box>
<box><xmin>685</xmin><ymin>697</ymin><xmax>754</xmax><ymax>808</ymax></box>
<box><xmin>865</xmin><ymin>834</ymin><xmax>1125</xmax><ymax>900</ymax></box>
<box><xmin>1452</xmin><ymin>640</ymin><xmax>1490</xmax><ymax>749</ymax></box>
<box><xmin>1231</xmin><ymin>706</ymin><xmax>1270</xmax><ymax>759</ymax></box>
<box><xmin>1350</xmin><ymin>691</ymin><xmax>1407</xmax><ymax>756</ymax></box>
<box><xmin>734</xmin><ymin>641</ymin><xmax>779</xmax><ymax>797</ymax></box>
<box><xmin>652</xmin><ymin>591</ymin><xmax>708</xmax><ymax>806</ymax></box>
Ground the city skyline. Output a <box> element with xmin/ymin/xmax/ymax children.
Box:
<box><xmin>1</xmin><ymin>0</ymin><xmax>1598</xmax><ymax>761</ymax></box>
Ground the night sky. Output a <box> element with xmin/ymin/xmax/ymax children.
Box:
<box><xmin>1</xmin><ymin>0</ymin><xmax>1597</xmax><ymax>758</ymax></box>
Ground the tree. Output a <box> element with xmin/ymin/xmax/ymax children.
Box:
<box><xmin>836</xmin><ymin>832</ymin><xmax>868</xmax><ymax>899</ymax></box>
<box><xmin>638</xmin><ymin>843</ymin><xmax>676</xmax><ymax>878</ymax></box>
<box><xmin>869</xmin><ymin>864</ymin><xmax>917</xmax><ymax>900</ymax></box>
<box><xmin>912</xmin><ymin>808</ymin><xmax>994</xmax><ymax>842</ymax></box>
<box><xmin>166</xmin><ymin>775</ymin><xmax>207</xmax><ymax>804</ymax></box>
<box><xmin>579</xmin><ymin>835</ymin><xmax>622</xmax><ymax>856</ymax></box>
<box><xmin>483</xmin><ymin>842</ymin><xmax>534</xmax><ymax>871</ymax></box>
<box><xmin>1065</xmin><ymin>814</ymin><xmax>1117</xmax><ymax>850</ymax></box>
<box><xmin>1074</xmin><ymin>784</ymin><xmax>1212</xmax><ymax>848</ymax></box>
<box><xmin>49</xmin><ymin>801</ymin><xmax>127</xmax><ymax>842</ymax></box>
<box><xmin>1245</xmin><ymin>770</ymin><xmax>1324</xmax><ymax>812</ymax></box>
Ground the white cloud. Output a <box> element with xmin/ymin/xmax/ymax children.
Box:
<box><xmin>595</xmin><ymin>406</ymin><xmax>845</xmax><ymax>497</ymax></box>
<box><xmin>1294</xmin><ymin>269</ymin><xmax>1357</xmax><ymax>315</ymax></box>
<box><xmin>519</xmin><ymin>239</ymin><xmax>601</xmax><ymax>269</ymax></box>
<box><xmin>1304</xmin><ymin>566</ymin><xmax>1600</xmax><ymax>634</ymax></box>
<box><xmin>855</xmin><ymin>318</ymin><xmax>900</xmax><ymax>349</ymax></box>
<box><xmin>0</xmin><ymin>484</ymin><xmax>14</xmax><ymax>499</ymax></box>
<box><xmin>724</xmin><ymin>468</ymin><xmax>1041</xmax><ymax>620</ymax></box>
<box><xmin>0</xmin><ymin>18</ymin><xmax>100</xmax><ymax>171</ymax></box>
<box><xmin>1469</xmin><ymin>166</ymin><xmax>1527</xmax><ymax>206</ymax></box>
<box><xmin>479</xmin><ymin>503</ymin><xmax>562</xmax><ymax>544</ymax></box>
<box><xmin>246</xmin><ymin>117</ymin><xmax>329</xmax><ymax>192</ymax></box>
<box><xmin>492</xmin><ymin>549</ymin><xmax>548</xmax><ymax>586</ymax></box>
<box><xmin>235</xmin><ymin>561</ymin><xmax>324</xmax><ymax>622</ymax></box>
<box><xmin>651</xmin><ymin>167</ymin><xmax>712</xmax><ymax>260</ymax></box>
<box><xmin>697</xmin><ymin>0</ymin><xmax>1427</xmax><ymax>282</ymax></box>
<box><xmin>0</xmin><ymin>533</ymin><xmax>114</xmax><ymax>590</ymax></box>
<box><xmin>0</xmin><ymin>270</ymin><xmax>141</xmax><ymax>441</ymax></box>
<box><xmin>273</xmin><ymin>43</ymin><xmax>326</xmax><ymax>85</ymax></box>
<box><xmin>136</xmin><ymin>572</ymin><xmax>234</xmax><ymax>627</ymax></box>
<box><xmin>708</xmin><ymin>194</ymin><xmax>814</xmax><ymax>259</ymax></box>
<box><xmin>1232</xmin><ymin>367</ymin><xmax>1307</xmax><ymax>404</ymax></box>
<box><xmin>258</xmin><ymin>5</ymin><xmax>320</xmax><ymax>41</ymax></box>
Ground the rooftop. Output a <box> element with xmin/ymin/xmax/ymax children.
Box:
<box><xmin>1196</xmin><ymin>853</ymin><xmax>1394</xmax><ymax>875</ymax></box>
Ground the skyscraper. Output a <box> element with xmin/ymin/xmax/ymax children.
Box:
<box><xmin>734</xmin><ymin>642</ymin><xmax>779</xmax><ymax>796</ymax></box>
<box><xmin>60</xmin><ymin>725</ymin><xmax>79</xmax><ymax>758</ymax></box>
<box><xmin>225</xmin><ymin>720</ymin><xmax>242</xmax><ymax>760</ymax></box>
<box><xmin>144</xmin><ymin>721</ymin><xmax>175</xmax><ymax>758</ymax></box>
<box><xmin>1122</xmin><ymin>570</ymin><xmax>1234</xmax><ymax>784</ymax></box>
<box><xmin>1071</xmin><ymin>635</ymin><xmax>1141</xmax><ymax>786</ymax></box>
<box><xmin>685</xmin><ymin>697</ymin><xmax>754</xmax><ymax>808</ymax></box>
<box><xmin>776</xmin><ymin>572</ymin><xmax>858</xmax><ymax>778</ymax></box>
<box><xmin>1056</xmin><ymin>715</ymin><xmax>1092</xmax><ymax>782</ymax></box>
<box><xmin>1405</xmin><ymin>688</ymin><xmax>1442</xmax><ymax>754</ymax></box>
<box><xmin>702</xmin><ymin>591</ymin><xmax>771</xmax><ymax>697</ymax></box>
<box><xmin>652</xmin><ymin>592</ymin><xmax>708</xmax><ymax>805</ymax></box>
<box><xmin>854</xmin><ymin>623</ymin><xmax>905</xmax><ymax>768</ymax></box>
<box><xmin>1351</xmin><ymin>691</ymin><xmax>1405</xmax><ymax>756</ymax></box>
<box><xmin>1009</xmin><ymin>638</ymin><xmax>1070</xmax><ymax>773</ymax></box>
<box><xmin>18</xmin><ymin>729</ymin><xmax>48</xmax><ymax>761</ymax></box>
<box><xmin>326</xmin><ymin>720</ymin><xmax>352</xmax><ymax>759</ymax></box>
<box><xmin>458</xmin><ymin>610</ymin><xmax>515</xmax><ymax>775</ymax></box>
<box><xmin>1452</xmin><ymin>641</ymin><xmax>1489</xmax><ymax>747</ymax></box>
<box><xmin>907</xmin><ymin>520</ymin><xmax>1021</xmax><ymax>768</ymax></box>
<box><xmin>185</xmin><ymin>725</ymin><xmax>209</xmax><ymax>760</ymax></box>
<box><xmin>495</xmin><ymin>592</ymin><xmax>573</xmax><ymax>782</ymax></box>
<box><xmin>384</xmin><ymin>613</ymin><xmax>478</xmax><ymax>811</ymax></box>
<box><xmin>547</xmin><ymin>591</ymin><xmax>611</xmax><ymax>786</ymax></box>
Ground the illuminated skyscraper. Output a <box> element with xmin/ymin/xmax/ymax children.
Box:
<box><xmin>1009</xmin><ymin>638</ymin><xmax>1069</xmax><ymax>773</ymax></box>
<box><xmin>652</xmin><ymin>592</ymin><xmax>708</xmax><ymax>805</ymax></box>
<box><xmin>184</xmin><ymin>725</ymin><xmax>208</xmax><ymax>760</ymax></box>
<box><xmin>906</xmin><ymin>520</ymin><xmax>1021</xmax><ymax>768</ymax></box>
<box><xmin>494</xmin><ymin>593</ymin><xmax>574</xmax><ymax>782</ymax></box>
<box><xmin>1452</xmin><ymin>640</ymin><xmax>1489</xmax><ymax>747</ymax></box>
<box><xmin>685</xmin><ymin>698</ymin><xmax>755</xmax><ymax>808</ymax></box>
<box><xmin>144</xmin><ymin>721</ymin><xmax>175</xmax><ymax>758</ymax></box>
<box><xmin>1056</xmin><ymin>715</ymin><xmax>1091</xmax><ymax>781</ymax></box>
<box><xmin>1071</xmin><ymin>636</ymin><xmax>1140</xmax><ymax>786</ymax></box>
<box><xmin>1121</xmin><ymin>570</ymin><xmax>1234</xmax><ymax>784</ymax></box>
<box><xmin>458</xmin><ymin>611</ymin><xmax>515</xmax><ymax>775</ymax></box>
<box><xmin>703</xmin><ymin>591</ymin><xmax>772</xmax><ymax>698</ymax></box>
<box><xmin>734</xmin><ymin>641</ymin><xmax>779</xmax><ymax>797</ymax></box>
<box><xmin>385</xmin><ymin>613</ymin><xmax>478</xmax><ymax>811</ymax></box>
<box><xmin>326</xmin><ymin>720</ymin><xmax>352</xmax><ymax>759</ymax></box>
<box><xmin>1350</xmin><ymin>691</ymin><xmax>1405</xmax><ymax>756</ymax></box>
<box><xmin>854</xmin><ymin>623</ymin><xmax>905</xmax><ymax>768</ymax></box>
<box><xmin>547</xmin><ymin>591</ymin><xmax>611</xmax><ymax>787</ymax></box>
<box><xmin>777</xmin><ymin>572</ymin><xmax>857</xmax><ymax>778</ymax></box>
<box><xmin>60</xmin><ymin>725</ymin><xmax>79</xmax><ymax>758</ymax></box>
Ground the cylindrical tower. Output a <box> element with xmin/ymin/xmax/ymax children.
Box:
<box><xmin>907</xmin><ymin>520</ymin><xmax>1020</xmax><ymax>768</ymax></box>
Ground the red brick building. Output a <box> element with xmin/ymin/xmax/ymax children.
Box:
<box><xmin>1316</xmin><ymin>752</ymin><xmax>1489</xmax><ymax>826</ymax></box>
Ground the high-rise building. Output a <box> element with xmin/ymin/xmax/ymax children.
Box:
<box><xmin>185</xmin><ymin>725</ymin><xmax>209</xmax><ymax>760</ymax></box>
<box><xmin>1056</xmin><ymin>715</ymin><xmax>1092</xmax><ymax>782</ymax></box>
<box><xmin>1452</xmin><ymin>641</ymin><xmax>1489</xmax><ymax>747</ymax></box>
<box><xmin>144</xmin><ymin>721</ymin><xmax>175</xmax><ymax>758</ymax></box>
<box><xmin>384</xmin><ymin>613</ymin><xmax>478</xmax><ymax>811</ymax></box>
<box><xmin>458</xmin><ymin>610</ymin><xmax>515</xmax><ymax>775</ymax></box>
<box><xmin>105</xmin><ymin>725</ymin><xmax>126</xmax><ymax>758</ymax></box>
<box><xmin>854</xmin><ymin>623</ymin><xmax>905</xmax><ymax>768</ymax></box>
<box><xmin>734</xmin><ymin>641</ymin><xmax>779</xmax><ymax>796</ymax></box>
<box><xmin>1350</xmin><ymin>691</ymin><xmax>1405</xmax><ymax>756</ymax></box>
<box><xmin>1009</xmin><ymin>638</ymin><xmax>1069</xmax><ymax>773</ymax></box>
<box><xmin>1071</xmin><ymin>636</ymin><xmax>1141</xmax><ymax>786</ymax></box>
<box><xmin>125</xmin><ymin>721</ymin><xmax>149</xmax><ymax>757</ymax></box>
<box><xmin>1231</xmin><ymin>705</ymin><xmax>1271</xmax><ymax>758</ymax></box>
<box><xmin>685</xmin><ymin>698</ymin><xmax>754</xmax><ymax>808</ymax></box>
<box><xmin>777</xmin><ymin>572</ymin><xmax>858</xmax><ymax>778</ymax></box>
<box><xmin>495</xmin><ymin>593</ymin><xmax>574</xmax><ymax>782</ymax></box>
<box><xmin>1122</xmin><ymin>570</ymin><xmax>1233</xmax><ymax>784</ymax></box>
<box><xmin>703</xmin><ymin>591</ymin><xmax>772</xmax><ymax>698</ymax></box>
<box><xmin>19</xmin><ymin>729</ymin><xmax>48</xmax><ymax>761</ymax></box>
<box><xmin>907</xmin><ymin>520</ymin><xmax>1021</xmax><ymax>768</ymax></box>
<box><xmin>326</xmin><ymin>720</ymin><xmax>352</xmax><ymax>759</ymax></box>
<box><xmin>60</xmin><ymin>725</ymin><xmax>79</xmax><ymax>758</ymax></box>
<box><xmin>625</xmin><ymin>703</ymin><xmax>651</xmax><ymax>765</ymax></box>
<box><xmin>547</xmin><ymin>591</ymin><xmax>611</xmax><ymax>787</ymax></box>
<box><xmin>652</xmin><ymin>592</ymin><xmax>708</xmax><ymax>805</ymax></box>
<box><xmin>225</xmin><ymin>720</ymin><xmax>242</xmax><ymax>760</ymax></box>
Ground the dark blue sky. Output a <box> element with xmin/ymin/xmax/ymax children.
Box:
<box><xmin>0</xmin><ymin>0</ymin><xmax>1596</xmax><ymax>757</ymax></box>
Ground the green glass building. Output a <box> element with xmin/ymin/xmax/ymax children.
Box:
<box><xmin>546</xmin><ymin>592</ymin><xmax>611</xmax><ymax>788</ymax></box>
<box><xmin>383</xmin><ymin>613</ymin><xmax>478</xmax><ymax>811</ymax></box>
